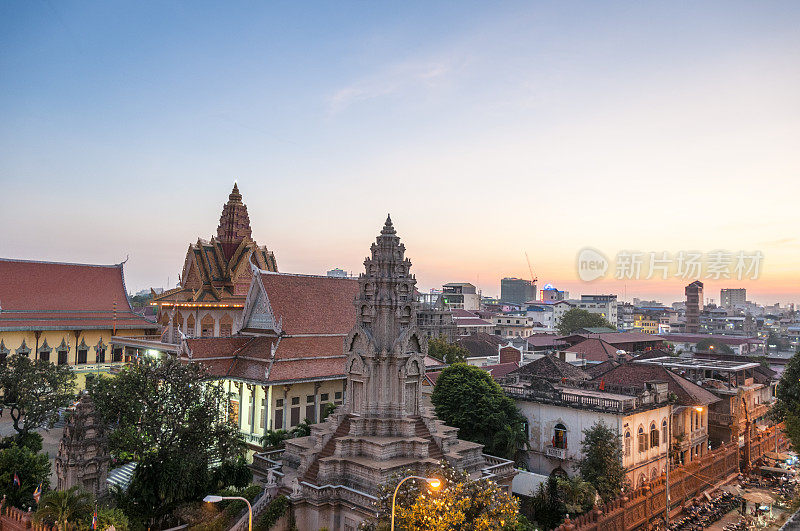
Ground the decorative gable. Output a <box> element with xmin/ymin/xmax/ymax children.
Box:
<box><xmin>238</xmin><ymin>270</ymin><xmax>281</xmax><ymax>335</ymax></box>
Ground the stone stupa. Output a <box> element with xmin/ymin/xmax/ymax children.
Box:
<box><xmin>279</xmin><ymin>216</ymin><xmax>515</xmax><ymax>530</ymax></box>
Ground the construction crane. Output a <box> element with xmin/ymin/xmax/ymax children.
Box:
<box><xmin>525</xmin><ymin>252</ymin><xmax>538</xmax><ymax>285</ymax></box>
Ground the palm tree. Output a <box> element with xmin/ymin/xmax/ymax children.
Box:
<box><xmin>33</xmin><ymin>486</ymin><xmax>94</xmax><ymax>530</ymax></box>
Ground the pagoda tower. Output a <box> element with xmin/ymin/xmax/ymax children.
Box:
<box><xmin>279</xmin><ymin>216</ymin><xmax>513</xmax><ymax>530</ymax></box>
<box><xmin>217</xmin><ymin>183</ymin><xmax>253</xmax><ymax>261</ymax></box>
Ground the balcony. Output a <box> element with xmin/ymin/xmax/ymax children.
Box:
<box><xmin>545</xmin><ymin>446</ymin><xmax>567</xmax><ymax>459</ymax></box>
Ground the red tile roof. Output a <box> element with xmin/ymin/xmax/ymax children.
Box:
<box><xmin>592</xmin><ymin>363</ymin><xmax>719</xmax><ymax>406</ymax></box>
<box><xmin>185</xmin><ymin>334</ymin><xmax>347</xmax><ymax>385</ymax></box>
<box><xmin>526</xmin><ymin>334</ymin><xmax>568</xmax><ymax>348</ymax></box>
<box><xmin>258</xmin><ymin>272</ymin><xmax>359</xmax><ymax>335</ymax></box>
<box><xmin>564</xmin><ymin>338</ymin><xmax>629</xmax><ymax>362</ymax></box>
<box><xmin>424</xmin><ymin>362</ymin><xmax>518</xmax><ymax>387</ymax></box>
<box><xmin>0</xmin><ymin>259</ymin><xmax>157</xmax><ymax>331</ymax></box>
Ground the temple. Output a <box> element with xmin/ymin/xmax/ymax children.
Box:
<box><xmin>0</xmin><ymin>258</ymin><xmax>158</xmax><ymax>388</ymax></box>
<box><xmin>151</xmin><ymin>184</ymin><xmax>278</xmax><ymax>340</ymax></box>
<box><xmin>278</xmin><ymin>216</ymin><xmax>516</xmax><ymax>531</ymax></box>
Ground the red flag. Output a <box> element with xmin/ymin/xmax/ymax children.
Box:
<box><xmin>599</xmin><ymin>379</ymin><xmax>605</xmax><ymax>391</ymax></box>
<box><xmin>92</xmin><ymin>507</ymin><xmax>98</xmax><ymax>530</ymax></box>
<box><xmin>12</xmin><ymin>473</ymin><xmax>20</xmax><ymax>487</ymax></box>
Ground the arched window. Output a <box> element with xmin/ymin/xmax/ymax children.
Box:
<box><xmin>638</xmin><ymin>426</ymin><xmax>647</xmax><ymax>453</ymax></box>
<box><xmin>662</xmin><ymin>419</ymin><xmax>668</xmax><ymax>444</ymax></box>
<box><xmin>624</xmin><ymin>430</ymin><xmax>632</xmax><ymax>457</ymax></box>
<box><xmin>638</xmin><ymin>474</ymin><xmax>646</xmax><ymax>488</ymax></box>
<box><xmin>650</xmin><ymin>422</ymin><xmax>659</xmax><ymax>448</ymax></box>
<box><xmin>553</xmin><ymin>424</ymin><xmax>567</xmax><ymax>449</ymax></box>
<box><xmin>201</xmin><ymin>314</ymin><xmax>215</xmax><ymax>337</ymax></box>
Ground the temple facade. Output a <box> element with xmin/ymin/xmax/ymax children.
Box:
<box><xmin>279</xmin><ymin>216</ymin><xmax>516</xmax><ymax>531</ymax></box>
<box><xmin>152</xmin><ymin>184</ymin><xmax>278</xmax><ymax>341</ymax></box>
<box><xmin>0</xmin><ymin>258</ymin><xmax>158</xmax><ymax>389</ymax></box>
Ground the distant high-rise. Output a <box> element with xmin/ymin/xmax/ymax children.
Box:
<box><xmin>501</xmin><ymin>277</ymin><xmax>536</xmax><ymax>305</ymax></box>
<box><xmin>720</xmin><ymin>288</ymin><xmax>746</xmax><ymax>308</ymax></box>
<box><xmin>685</xmin><ymin>281</ymin><xmax>704</xmax><ymax>334</ymax></box>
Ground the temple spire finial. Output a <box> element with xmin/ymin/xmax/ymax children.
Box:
<box><xmin>229</xmin><ymin>182</ymin><xmax>242</xmax><ymax>203</ymax></box>
<box><xmin>381</xmin><ymin>214</ymin><xmax>396</xmax><ymax>235</ymax></box>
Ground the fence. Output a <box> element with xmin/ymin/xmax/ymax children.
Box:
<box><xmin>556</xmin><ymin>424</ymin><xmax>789</xmax><ymax>531</ymax></box>
<box><xmin>0</xmin><ymin>497</ymin><xmax>54</xmax><ymax>531</ymax></box>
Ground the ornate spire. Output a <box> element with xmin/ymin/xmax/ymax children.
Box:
<box><xmin>345</xmin><ymin>215</ymin><xmax>424</xmax><ymax>417</ymax></box>
<box><xmin>217</xmin><ymin>183</ymin><xmax>253</xmax><ymax>261</ymax></box>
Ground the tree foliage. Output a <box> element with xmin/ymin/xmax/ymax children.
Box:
<box><xmin>428</xmin><ymin>336</ymin><xmax>469</xmax><ymax>364</ymax></box>
<box><xmin>774</xmin><ymin>350</ymin><xmax>800</xmax><ymax>448</ymax></box>
<box><xmin>362</xmin><ymin>462</ymin><xmax>519</xmax><ymax>530</ymax></box>
<box><xmin>87</xmin><ymin>356</ymin><xmax>245</xmax><ymax>525</ymax></box>
<box><xmin>431</xmin><ymin>363</ymin><xmax>528</xmax><ymax>461</ymax></box>
<box><xmin>0</xmin><ymin>355</ymin><xmax>76</xmax><ymax>439</ymax></box>
<box><xmin>0</xmin><ymin>442</ymin><xmax>51</xmax><ymax>510</ymax></box>
<box><xmin>521</xmin><ymin>474</ymin><xmax>596</xmax><ymax>529</ymax></box>
<box><xmin>33</xmin><ymin>486</ymin><xmax>93</xmax><ymax>530</ymax></box>
<box><xmin>577</xmin><ymin>421</ymin><xmax>627</xmax><ymax>501</ymax></box>
<box><xmin>556</xmin><ymin>309</ymin><xmax>616</xmax><ymax>336</ymax></box>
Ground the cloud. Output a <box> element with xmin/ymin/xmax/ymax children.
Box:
<box><xmin>327</xmin><ymin>59</ymin><xmax>453</xmax><ymax>114</ymax></box>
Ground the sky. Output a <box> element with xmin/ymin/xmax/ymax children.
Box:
<box><xmin>1</xmin><ymin>1</ymin><xmax>799</xmax><ymax>305</ymax></box>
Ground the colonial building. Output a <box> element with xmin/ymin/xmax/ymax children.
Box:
<box><xmin>178</xmin><ymin>269</ymin><xmax>358</xmax><ymax>450</ymax></box>
<box><xmin>152</xmin><ymin>183</ymin><xmax>278</xmax><ymax>341</ymax></box>
<box><xmin>278</xmin><ymin>217</ymin><xmax>515</xmax><ymax>531</ymax></box>
<box><xmin>0</xmin><ymin>258</ymin><xmax>158</xmax><ymax>388</ymax></box>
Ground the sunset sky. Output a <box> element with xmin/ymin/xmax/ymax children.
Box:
<box><xmin>2</xmin><ymin>2</ymin><xmax>799</xmax><ymax>304</ymax></box>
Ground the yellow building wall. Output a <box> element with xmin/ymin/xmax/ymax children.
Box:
<box><xmin>222</xmin><ymin>378</ymin><xmax>347</xmax><ymax>450</ymax></box>
<box><xmin>0</xmin><ymin>328</ymin><xmax>151</xmax><ymax>390</ymax></box>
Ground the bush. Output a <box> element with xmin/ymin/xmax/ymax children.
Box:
<box><xmin>254</xmin><ymin>495</ymin><xmax>289</xmax><ymax>531</ymax></box>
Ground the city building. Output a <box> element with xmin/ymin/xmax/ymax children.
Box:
<box><xmin>685</xmin><ymin>281</ymin><xmax>704</xmax><ymax>334</ymax></box>
<box><xmin>326</xmin><ymin>268</ymin><xmax>349</xmax><ymax>278</ymax></box>
<box><xmin>721</xmin><ymin>288</ymin><xmax>747</xmax><ymax>309</ymax></box>
<box><xmin>501</xmin><ymin>277</ymin><xmax>536</xmax><ymax>305</ymax></box>
<box><xmin>503</xmin><ymin>355</ymin><xmax>671</xmax><ymax>487</ymax></box>
<box><xmin>451</xmin><ymin>308</ymin><xmax>494</xmax><ymax>336</ymax></box>
<box><xmin>568</xmin><ymin>294</ymin><xmax>618</xmax><ymax>325</ymax></box>
<box><xmin>493</xmin><ymin>314</ymin><xmax>538</xmax><ymax>338</ymax></box>
<box><xmin>592</xmin><ymin>362</ymin><xmax>719</xmax><ymax>466</ymax></box>
<box><xmin>277</xmin><ymin>216</ymin><xmax>515</xmax><ymax>530</ymax></box>
<box><xmin>631</xmin><ymin>356</ymin><xmax>776</xmax><ymax>452</ymax></box>
<box><xmin>0</xmin><ymin>258</ymin><xmax>159</xmax><ymax>389</ymax></box>
<box><xmin>540</xmin><ymin>283</ymin><xmax>568</xmax><ymax>301</ymax></box>
<box><xmin>523</xmin><ymin>300</ymin><xmax>574</xmax><ymax>331</ymax></box>
<box><xmin>617</xmin><ymin>302</ymin><xmax>635</xmax><ymax>331</ymax></box>
<box><xmin>415</xmin><ymin>291</ymin><xmax>457</xmax><ymax>343</ymax></box>
<box><xmin>657</xmin><ymin>333</ymin><xmax>764</xmax><ymax>356</ymax></box>
<box><xmin>441</xmin><ymin>282</ymin><xmax>480</xmax><ymax>310</ymax></box>
<box><xmin>151</xmin><ymin>184</ymin><xmax>279</xmax><ymax>340</ymax></box>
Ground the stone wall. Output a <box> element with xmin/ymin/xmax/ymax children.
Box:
<box><xmin>0</xmin><ymin>499</ymin><xmax>54</xmax><ymax>531</ymax></box>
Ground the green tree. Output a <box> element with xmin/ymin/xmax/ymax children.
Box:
<box><xmin>556</xmin><ymin>309</ymin><xmax>616</xmax><ymax>336</ymax></box>
<box><xmin>33</xmin><ymin>486</ymin><xmax>93</xmax><ymax>530</ymax></box>
<box><xmin>80</xmin><ymin>507</ymin><xmax>130</xmax><ymax>531</ymax></box>
<box><xmin>527</xmin><ymin>475</ymin><xmax>563</xmax><ymax>529</ymax></box>
<box><xmin>431</xmin><ymin>364</ymin><xmax>528</xmax><ymax>461</ymax></box>
<box><xmin>428</xmin><ymin>336</ymin><xmax>469</xmax><ymax>364</ymax></box>
<box><xmin>363</xmin><ymin>462</ymin><xmax>520</xmax><ymax>530</ymax></box>
<box><xmin>577</xmin><ymin>421</ymin><xmax>627</xmax><ymax>501</ymax></box>
<box><xmin>0</xmin><ymin>355</ymin><xmax>76</xmax><ymax>440</ymax></box>
<box><xmin>774</xmin><ymin>350</ymin><xmax>800</xmax><ymax>448</ymax></box>
<box><xmin>88</xmin><ymin>357</ymin><xmax>245</xmax><ymax>526</ymax></box>
<box><xmin>0</xmin><ymin>443</ymin><xmax>51</xmax><ymax>509</ymax></box>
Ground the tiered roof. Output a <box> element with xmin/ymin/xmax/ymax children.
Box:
<box><xmin>564</xmin><ymin>337</ymin><xmax>630</xmax><ymax>363</ymax></box>
<box><xmin>184</xmin><ymin>272</ymin><xmax>359</xmax><ymax>385</ymax></box>
<box><xmin>154</xmin><ymin>184</ymin><xmax>278</xmax><ymax>307</ymax></box>
<box><xmin>510</xmin><ymin>354</ymin><xmax>590</xmax><ymax>382</ymax></box>
<box><xmin>0</xmin><ymin>259</ymin><xmax>157</xmax><ymax>331</ymax></box>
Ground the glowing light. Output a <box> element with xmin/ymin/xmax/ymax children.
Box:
<box><xmin>428</xmin><ymin>478</ymin><xmax>441</xmax><ymax>490</ymax></box>
<box><xmin>695</xmin><ymin>406</ymin><xmax>703</xmax><ymax>412</ymax></box>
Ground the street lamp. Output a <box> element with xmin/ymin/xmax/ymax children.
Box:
<box><xmin>204</xmin><ymin>494</ymin><xmax>252</xmax><ymax>531</ymax></box>
<box><xmin>391</xmin><ymin>475</ymin><xmax>442</xmax><ymax>531</ymax></box>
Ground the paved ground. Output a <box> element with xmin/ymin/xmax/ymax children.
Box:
<box><xmin>0</xmin><ymin>416</ymin><xmax>64</xmax><ymax>485</ymax></box>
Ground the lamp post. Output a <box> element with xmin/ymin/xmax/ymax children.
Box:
<box><xmin>204</xmin><ymin>495</ymin><xmax>252</xmax><ymax>531</ymax></box>
<box><xmin>391</xmin><ymin>475</ymin><xmax>442</xmax><ymax>531</ymax></box>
